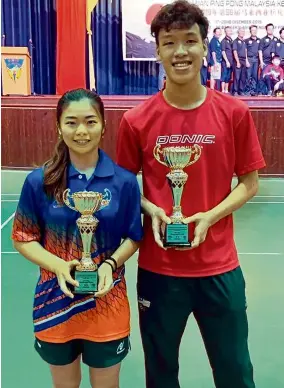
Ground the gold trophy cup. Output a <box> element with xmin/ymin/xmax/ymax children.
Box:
<box><xmin>63</xmin><ymin>189</ymin><xmax>107</xmax><ymax>294</ymax></box>
<box><xmin>153</xmin><ymin>144</ymin><xmax>202</xmax><ymax>247</ymax></box>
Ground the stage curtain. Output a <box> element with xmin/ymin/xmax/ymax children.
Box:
<box><xmin>1</xmin><ymin>0</ymin><xmax>56</xmax><ymax>95</ymax></box>
<box><xmin>91</xmin><ymin>0</ymin><xmax>159</xmax><ymax>95</ymax></box>
<box><xmin>56</xmin><ymin>0</ymin><xmax>86</xmax><ymax>94</ymax></box>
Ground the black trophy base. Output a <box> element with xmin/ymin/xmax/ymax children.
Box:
<box><xmin>164</xmin><ymin>223</ymin><xmax>191</xmax><ymax>248</ymax></box>
<box><xmin>72</xmin><ymin>270</ymin><xmax>98</xmax><ymax>294</ymax></box>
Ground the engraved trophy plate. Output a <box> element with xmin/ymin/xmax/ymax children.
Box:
<box><xmin>63</xmin><ymin>189</ymin><xmax>109</xmax><ymax>294</ymax></box>
<box><xmin>153</xmin><ymin>144</ymin><xmax>202</xmax><ymax>248</ymax></box>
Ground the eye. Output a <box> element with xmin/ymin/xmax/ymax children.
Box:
<box><xmin>163</xmin><ymin>41</ymin><xmax>174</xmax><ymax>46</ymax></box>
<box><xmin>187</xmin><ymin>39</ymin><xmax>197</xmax><ymax>44</ymax></box>
<box><xmin>66</xmin><ymin>121</ymin><xmax>76</xmax><ymax>126</ymax></box>
<box><xmin>87</xmin><ymin>120</ymin><xmax>97</xmax><ymax>125</ymax></box>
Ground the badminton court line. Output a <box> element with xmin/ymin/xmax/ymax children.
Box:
<box><xmin>1</xmin><ymin>212</ymin><xmax>15</xmax><ymax>230</ymax></box>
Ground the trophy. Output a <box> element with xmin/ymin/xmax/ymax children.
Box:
<box><xmin>153</xmin><ymin>144</ymin><xmax>202</xmax><ymax>247</ymax></box>
<box><xmin>63</xmin><ymin>189</ymin><xmax>109</xmax><ymax>294</ymax></box>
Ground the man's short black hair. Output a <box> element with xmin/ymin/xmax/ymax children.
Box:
<box><xmin>265</xmin><ymin>23</ymin><xmax>274</xmax><ymax>30</ymax></box>
<box><xmin>280</xmin><ymin>27</ymin><xmax>284</xmax><ymax>35</ymax></box>
<box><xmin>151</xmin><ymin>1</ymin><xmax>209</xmax><ymax>44</ymax></box>
<box><xmin>249</xmin><ymin>25</ymin><xmax>257</xmax><ymax>32</ymax></box>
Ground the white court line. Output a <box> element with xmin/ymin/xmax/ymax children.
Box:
<box><xmin>1</xmin><ymin>252</ymin><xmax>19</xmax><ymax>254</ymax></box>
<box><xmin>1</xmin><ymin>212</ymin><xmax>15</xmax><ymax>229</ymax></box>
<box><xmin>247</xmin><ymin>201</ymin><xmax>284</xmax><ymax>204</ymax></box>
<box><xmin>1</xmin><ymin>200</ymin><xmax>19</xmax><ymax>202</ymax></box>
<box><xmin>1</xmin><ymin>194</ymin><xmax>20</xmax><ymax>196</ymax></box>
<box><xmin>238</xmin><ymin>252</ymin><xmax>282</xmax><ymax>255</ymax></box>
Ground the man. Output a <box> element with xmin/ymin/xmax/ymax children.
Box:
<box><xmin>245</xmin><ymin>25</ymin><xmax>260</xmax><ymax>84</ymax></box>
<box><xmin>117</xmin><ymin>1</ymin><xmax>265</xmax><ymax>388</ymax></box>
<box><xmin>272</xmin><ymin>27</ymin><xmax>284</xmax><ymax>68</ymax></box>
<box><xmin>258</xmin><ymin>23</ymin><xmax>279</xmax><ymax>70</ymax></box>
<box><xmin>209</xmin><ymin>27</ymin><xmax>222</xmax><ymax>90</ymax></box>
<box><xmin>200</xmin><ymin>36</ymin><xmax>210</xmax><ymax>86</ymax></box>
<box><xmin>233</xmin><ymin>27</ymin><xmax>247</xmax><ymax>95</ymax></box>
<box><xmin>221</xmin><ymin>26</ymin><xmax>233</xmax><ymax>93</ymax></box>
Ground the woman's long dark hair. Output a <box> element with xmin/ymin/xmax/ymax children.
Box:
<box><xmin>43</xmin><ymin>88</ymin><xmax>105</xmax><ymax>204</ymax></box>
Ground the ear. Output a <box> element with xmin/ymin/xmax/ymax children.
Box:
<box><xmin>203</xmin><ymin>40</ymin><xmax>208</xmax><ymax>58</ymax></box>
<box><xmin>156</xmin><ymin>45</ymin><xmax>161</xmax><ymax>61</ymax></box>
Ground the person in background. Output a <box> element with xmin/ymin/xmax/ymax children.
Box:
<box><xmin>12</xmin><ymin>88</ymin><xmax>143</xmax><ymax>388</ymax></box>
<box><xmin>221</xmin><ymin>26</ymin><xmax>233</xmax><ymax>93</ymax></box>
<box><xmin>263</xmin><ymin>55</ymin><xmax>284</xmax><ymax>96</ymax></box>
<box><xmin>233</xmin><ymin>27</ymin><xmax>247</xmax><ymax>95</ymax></box>
<box><xmin>272</xmin><ymin>27</ymin><xmax>284</xmax><ymax>68</ymax></box>
<box><xmin>209</xmin><ymin>27</ymin><xmax>222</xmax><ymax>90</ymax></box>
<box><xmin>245</xmin><ymin>25</ymin><xmax>260</xmax><ymax>85</ymax></box>
<box><xmin>259</xmin><ymin>23</ymin><xmax>279</xmax><ymax>71</ymax></box>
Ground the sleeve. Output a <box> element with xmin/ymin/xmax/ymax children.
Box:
<box><xmin>116</xmin><ymin>113</ymin><xmax>142</xmax><ymax>174</ymax></box>
<box><xmin>211</xmin><ymin>38</ymin><xmax>217</xmax><ymax>53</ymax></box>
<box><xmin>11</xmin><ymin>177</ymin><xmax>42</xmax><ymax>242</ymax></box>
<box><xmin>258</xmin><ymin>38</ymin><xmax>264</xmax><ymax>51</ymax></box>
<box><xmin>232</xmin><ymin>39</ymin><xmax>238</xmax><ymax>52</ymax></box>
<box><xmin>233</xmin><ymin>107</ymin><xmax>266</xmax><ymax>176</ymax></box>
<box><xmin>122</xmin><ymin>176</ymin><xmax>143</xmax><ymax>242</ymax></box>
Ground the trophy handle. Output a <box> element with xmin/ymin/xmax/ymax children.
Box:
<box><xmin>185</xmin><ymin>145</ymin><xmax>202</xmax><ymax>167</ymax></box>
<box><xmin>153</xmin><ymin>144</ymin><xmax>168</xmax><ymax>167</ymax></box>
<box><xmin>62</xmin><ymin>188</ymin><xmax>77</xmax><ymax>211</ymax></box>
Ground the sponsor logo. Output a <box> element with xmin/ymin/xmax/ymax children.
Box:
<box><xmin>156</xmin><ymin>134</ymin><xmax>216</xmax><ymax>145</ymax></box>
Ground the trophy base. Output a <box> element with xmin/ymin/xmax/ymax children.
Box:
<box><xmin>72</xmin><ymin>269</ymin><xmax>98</xmax><ymax>294</ymax></box>
<box><xmin>164</xmin><ymin>223</ymin><xmax>191</xmax><ymax>248</ymax></box>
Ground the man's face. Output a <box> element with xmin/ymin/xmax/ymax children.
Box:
<box><xmin>214</xmin><ymin>29</ymin><xmax>222</xmax><ymax>39</ymax></box>
<box><xmin>157</xmin><ymin>24</ymin><xmax>206</xmax><ymax>86</ymax></box>
<box><xmin>280</xmin><ymin>30</ymin><xmax>284</xmax><ymax>40</ymax></box>
<box><xmin>266</xmin><ymin>25</ymin><xmax>274</xmax><ymax>35</ymax></box>
<box><xmin>250</xmin><ymin>27</ymin><xmax>257</xmax><ymax>37</ymax></box>
<box><xmin>225</xmin><ymin>28</ymin><xmax>232</xmax><ymax>37</ymax></box>
<box><xmin>238</xmin><ymin>28</ymin><xmax>245</xmax><ymax>38</ymax></box>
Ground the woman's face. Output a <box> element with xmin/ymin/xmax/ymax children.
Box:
<box><xmin>59</xmin><ymin>98</ymin><xmax>104</xmax><ymax>157</ymax></box>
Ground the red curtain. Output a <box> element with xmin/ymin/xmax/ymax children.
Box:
<box><xmin>56</xmin><ymin>0</ymin><xmax>86</xmax><ymax>94</ymax></box>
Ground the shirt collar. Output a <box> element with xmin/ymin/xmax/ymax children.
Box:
<box><xmin>68</xmin><ymin>149</ymin><xmax>115</xmax><ymax>179</ymax></box>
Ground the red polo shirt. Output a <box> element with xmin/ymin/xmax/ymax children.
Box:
<box><xmin>116</xmin><ymin>89</ymin><xmax>265</xmax><ymax>277</ymax></box>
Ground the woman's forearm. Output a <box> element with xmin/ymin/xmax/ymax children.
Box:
<box><xmin>13</xmin><ymin>241</ymin><xmax>63</xmax><ymax>272</ymax></box>
<box><xmin>110</xmin><ymin>238</ymin><xmax>140</xmax><ymax>268</ymax></box>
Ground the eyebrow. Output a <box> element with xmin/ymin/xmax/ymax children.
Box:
<box><xmin>64</xmin><ymin>115</ymin><xmax>97</xmax><ymax>120</ymax></box>
<box><xmin>161</xmin><ymin>32</ymin><xmax>199</xmax><ymax>39</ymax></box>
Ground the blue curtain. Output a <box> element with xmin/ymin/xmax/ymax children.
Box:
<box><xmin>91</xmin><ymin>0</ymin><xmax>160</xmax><ymax>95</ymax></box>
<box><xmin>1</xmin><ymin>0</ymin><xmax>56</xmax><ymax>95</ymax></box>
<box><xmin>2</xmin><ymin>0</ymin><xmax>159</xmax><ymax>95</ymax></box>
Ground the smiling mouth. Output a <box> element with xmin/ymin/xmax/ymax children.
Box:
<box><xmin>74</xmin><ymin>140</ymin><xmax>90</xmax><ymax>145</ymax></box>
<box><xmin>172</xmin><ymin>61</ymin><xmax>192</xmax><ymax>69</ymax></box>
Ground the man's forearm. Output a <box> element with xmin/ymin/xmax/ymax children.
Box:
<box><xmin>207</xmin><ymin>172</ymin><xmax>259</xmax><ymax>226</ymax></box>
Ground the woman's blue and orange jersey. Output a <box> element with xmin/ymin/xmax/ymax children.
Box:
<box><xmin>12</xmin><ymin>150</ymin><xmax>143</xmax><ymax>343</ymax></box>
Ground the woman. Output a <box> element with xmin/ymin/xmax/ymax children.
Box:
<box><xmin>12</xmin><ymin>88</ymin><xmax>143</xmax><ymax>388</ymax></box>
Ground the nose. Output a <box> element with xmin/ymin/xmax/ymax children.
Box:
<box><xmin>75</xmin><ymin>123</ymin><xmax>88</xmax><ymax>135</ymax></box>
<box><xmin>174</xmin><ymin>43</ymin><xmax>187</xmax><ymax>56</ymax></box>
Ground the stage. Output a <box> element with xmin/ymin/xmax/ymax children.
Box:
<box><xmin>1</xmin><ymin>95</ymin><xmax>284</xmax><ymax>176</ymax></box>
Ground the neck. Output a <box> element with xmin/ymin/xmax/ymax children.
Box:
<box><xmin>163</xmin><ymin>78</ymin><xmax>207</xmax><ymax>110</ymax></box>
<box><xmin>69</xmin><ymin>148</ymin><xmax>99</xmax><ymax>171</ymax></box>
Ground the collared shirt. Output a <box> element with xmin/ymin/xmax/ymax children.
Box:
<box><xmin>221</xmin><ymin>36</ymin><xmax>233</xmax><ymax>65</ymax></box>
<box><xmin>259</xmin><ymin>35</ymin><xmax>279</xmax><ymax>63</ymax></box>
<box><xmin>233</xmin><ymin>38</ymin><xmax>246</xmax><ymax>61</ymax></box>
<box><xmin>273</xmin><ymin>39</ymin><xmax>284</xmax><ymax>62</ymax></box>
<box><xmin>209</xmin><ymin>36</ymin><xmax>222</xmax><ymax>65</ymax></box>
<box><xmin>12</xmin><ymin>149</ymin><xmax>143</xmax><ymax>343</ymax></box>
<box><xmin>245</xmin><ymin>37</ymin><xmax>260</xmax><ymax>60</ymax></box>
